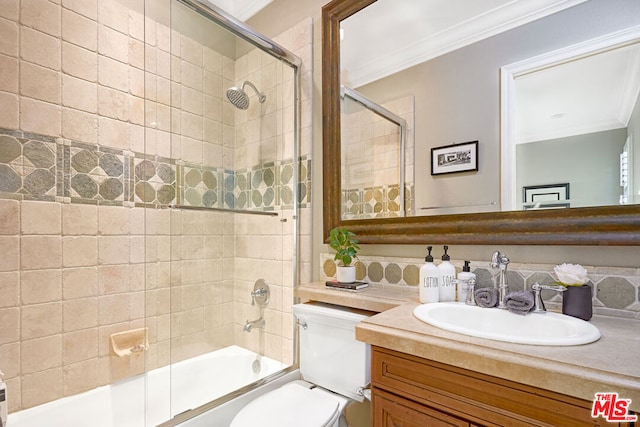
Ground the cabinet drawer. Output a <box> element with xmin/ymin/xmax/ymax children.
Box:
<box><xmin>373</xmin><ymin>388</ymin><xmax>470</xmax><ymax>427</ymax></box>
<box><xmin>372</xmin><ymin>346</ymin><xmax>620</xmax><ymax>427</ymax></box>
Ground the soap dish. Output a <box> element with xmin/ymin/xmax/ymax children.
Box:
<box><xmin>110</xmin><ymin>328</ymin><xmax>148</xmax><ymax>357</ymax></box>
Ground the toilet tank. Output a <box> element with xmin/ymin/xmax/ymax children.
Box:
<box><xmin>293</xmin><ymin>302</ymin><xmax>372</xmax><ymax>402</ymax></box>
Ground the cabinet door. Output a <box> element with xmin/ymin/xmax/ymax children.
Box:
<box><xmin>373</xmin><ymin>389</ymin><xmax>469</xmax><ymax>427</ymax></box>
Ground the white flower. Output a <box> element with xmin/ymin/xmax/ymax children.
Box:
<box><xmin>554</xmin><ymin>263</ymin><xmax>588</xmax><ymax>286</ymax></box>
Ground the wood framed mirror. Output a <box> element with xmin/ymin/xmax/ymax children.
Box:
<box><xmin>322</xmin><ymin>0</ymin><xmax>640</xmax><ymax>245</ymax></box>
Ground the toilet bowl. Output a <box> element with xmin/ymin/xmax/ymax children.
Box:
<box><xmin>230</xmin><ymin>302</ymin><xmax>372</xmax><ymax>427</ymax></box>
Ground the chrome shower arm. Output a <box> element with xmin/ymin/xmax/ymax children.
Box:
<box><xmin>241</xmin><ymin>81</ymin><xmax>266</xmax><ymax>103</ymax></box>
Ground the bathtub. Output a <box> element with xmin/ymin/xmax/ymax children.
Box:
<box><xmin>9</xmin><ymin>346</ymin><xmax>287</xmax><ymax>427</ymax></box>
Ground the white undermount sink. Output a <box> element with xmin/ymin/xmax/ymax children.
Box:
<box><xmin>413</xmin><ymin>302</ymin><xmax>601</xmax><ymax>346</ymax></box>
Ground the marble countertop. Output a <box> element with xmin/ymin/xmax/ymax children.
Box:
<box><xmin>296</xmin><ymin>282</ymin><xmax>640</xmax><ymax>412</ymax></box>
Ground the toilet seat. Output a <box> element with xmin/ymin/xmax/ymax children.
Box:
<box><xmin>230</xmin><ymin>382</ymin><xmax>341</xmax><ymax>427</ymax></box>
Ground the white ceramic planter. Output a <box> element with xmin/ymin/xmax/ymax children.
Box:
<box><xmin>336</xmin><ymin>266</ymin><xmax>356</xmax><ymax>283</ymax></box>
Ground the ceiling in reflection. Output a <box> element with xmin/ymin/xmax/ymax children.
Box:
<box><xmin>515</xmin><ymin>42</ymin><xmax>640</xmax><ymax>144</ymax></box>
<box><xmin>340</xmin><ymin>0</ymin><xmax>588</xmax><ymax>87</ymax></box>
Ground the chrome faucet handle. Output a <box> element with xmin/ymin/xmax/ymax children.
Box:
<box><xmin>461</xmin><ymin>277</ymin><xmax>477</xmax><ymax>305</ymax></box>
<box><xmin>531</xmin><ymin>282</ymin><xmax>567</xmax><ymax>313</ymax></box>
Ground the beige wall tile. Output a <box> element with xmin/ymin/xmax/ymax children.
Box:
<box><xmin>129</xmin><ymin>66</ymin><xmax>144</xmax><ymax>97</ymax></box>
<box><xmin>62</xmin><ymin>42</ymin><xmax>97</xmax><ymax>82</ymax></box>
<box><xmin>62</xmin><ymin>203</ymin><xmax>97</xmax><ymax>235</ymax></box>
<box><xmin>0</xmin><ymin>236</ymin><xmax>19</xmax><ymax>272</ymax></box>
<box><xmin>0</xmin><ymin>92</ymin><xmax>18</xmax><ymax>129</ymax></box>
<box><xmin>21</xmin><ymin>334</ymin><xmax>62</xmax><ymax>373</ymax></box>
<box><xmin>129</xmin><ymin>95</ymin><xmax>144</xmax><ymax>126</ymax></box>
<box><xmin>21</xmin><ymin>27</ymin><xmax>60</xmax><ymax>70</ymax></box>
<box><xmin>98</xmin><ymin>205</ymin><xmax>129</xmax><ymax>235</ymax></box>
<box><xmin>98</xmin><ymin>116</ymin><xmax>129</xmax><ymax>150</ymax></box>
<box><xmin>63</xmin><ymin>297</ymin><xmax>98</xmax><ymax>332</ymax></box>
<box><xmin>0</xmin><ymin>0</ymin><xmax>19</xmax><ymax>21</ymax></box>
<box><xmin>0</xmin><ymin>199</ymin><xmax>19</xmax><ymax>235</ymax></box>
<box><xmin>63</xmin><ymin>327</ymin><xmax>96</xmax><ymax>366</ymax></box>
<box><xmin>98</xmin><ymin>24</ymin><xmax>129</xmax><ymax>63</ymax></box>
<box><xmin>0</xmin><ymin>53</ymin><xmax>17</xmax><ymax>92</ymax></box>
<box><xmin>0</xmin><ymin>272</ymin><xmax>19</xmax><ymax>307</ymax></box>
<box><xmin>62</xmin><ymin>0</ymin><xmax>97</xmax><ymax>20</ymax></box>
<box><xmin>62</xmin><ymin>107</ymin><xmax>98</xmax><ymax>144</ymax></box>
<box><xmin>20</xmin><ymin>61</ymin><xmax>61</xmax><ymax>104</ymax></box>
<box><xmin>21</xmin><ymin>269</ymin><xmax>62</xmax><ymax>304</ymax></box>
<box><xmin>21</xmin><ymin>0</ymin><xmax>61</xmax><ymax>37</ymax></box>
<box><xmin>98</xmin><ymin>55</ymin><xmax>128</xmax><ymax>92</ymax></box>
<box><xmin>128</xmin><ymin>9</ymin><xmax>143</xmax><ymax>41</ymax></box>
<box><xmin>98</xmin><ymin>86</ymin><xmax>129</xmax><ymax>121</ymax></box>
<box><xmin>20</xmin><ymin>97</ymin><xmax>61</xmax><ymax>136</ymax></box>
<box><xmin>21</xmin><ymin>200</ymin><xmax>61</xmax><ymax>235</ymax></box>
<box><xmin>98</xmin><ymin>293</ymin><xmax>129</xmax><ymax>325</ymax></box>
<box><xmin>22</xmin><ymin>302</ymin><xmax>62</xmax><ymax>340</ymax></box>
<box><xmin>62</xmin><ymin>267</ymin><xmax>97</xmax><ymax>299</ymax></box>
<box><xmin>63</xmin><ymin>358</ymin><xmax>99</xmax><ymax>396</ymax></box>
<box><xmin>98</xmin><ymin>264</ymin><xmax>129</xmax><ymax>295</ymax></box>
<box><xmin>21</xmin><ymin>235</ymin><xmax>62</xmax><ymax>270</ymax></box>
<box><xmin>0</xmin><ymin>17</ymin><xmax>18</xmax><ymax>57</ymax></box>
<box><xmin>63</xmin><ymin>236</ymin><xmax>98</xmax><ymax>267</ymax></box>
<box><xmin>61</xmin><ymin>9</ymin><xmax>97</xmax><ymax>52</ymax></box>
<box><xmin>97</xmin><ymin>0</ymin><xmax>129</xmax><ymax>34</ymax></box>
<box><xmin>21</xmin><ymin>368</ymin><xmax>62</xmax><ymax>408</ymax></box>
<box><xmin>0</xmin><ymin>307</ymin><xmax>19</xmax><ymax>344</ymax></box>
<box><xmin>62</xmin><ymin>74</ymin><xmax>97</xmax><ymax>113</ymax></box>
<box><xmin>98</xmin><ymin>235</ymin><xmax>130</xmax><ymax>265</ymax></box>
<box><xmin>129</xmin><ymin>38</ymin><xmax>144</xmax><ymax>69</ymax></box>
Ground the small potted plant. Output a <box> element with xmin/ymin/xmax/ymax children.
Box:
<box><xmin>329</xmin><ymin>227</ymin><xmax>359</xmax><ymax>283</ymax></box>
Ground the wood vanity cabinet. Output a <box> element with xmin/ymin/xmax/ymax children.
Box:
<box><xmin>371</xmin><ymin>346</ymin><xmax>634</xmax><ymax>427</ymax></box>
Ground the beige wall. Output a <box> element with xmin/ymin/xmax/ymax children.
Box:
<box><xmin>249</xmin><ymin>0</ymin><xmax>640</xmax><ymax>276</ymax></box>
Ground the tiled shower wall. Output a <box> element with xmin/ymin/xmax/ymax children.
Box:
<box><xmin>0</xmin><ymin>0</ymin><xmax>312</xmax><ymax>413</ymax></box>
<box><xmin>341</xmin><ymin>94</ymin><xmax>414</xmax><ymax>219</ymax></box>
<box><xmin>321</xmin><ymin>254</ymin><xmax>640</xmax><ymax>319</ymax></box>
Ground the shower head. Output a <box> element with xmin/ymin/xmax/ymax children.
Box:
<box><xmin>226</xmin><ymin>81</ymin><xmax>266</xmax><ymax>110</ymax></box>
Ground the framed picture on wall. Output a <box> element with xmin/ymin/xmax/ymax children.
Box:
<box><xmin>431</xmin><ymin>140</ymin><xmax>478</xmax><ymax>175</ymax></box>
<box><xmin>522</xmin><ymin>183</ymin><xmax>570</xmax><ymax>209</ymax></box>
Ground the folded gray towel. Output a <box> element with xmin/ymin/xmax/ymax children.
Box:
<box><xmin>504</xmin><ymin>290</ymin><xmax>535</xmax><ymax>315</ymax></box>
<box><xmin>474</xmin><ymin>287</ymin><xmax>499</xmax><ymax>308</ymax></box>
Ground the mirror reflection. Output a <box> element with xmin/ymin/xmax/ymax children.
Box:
<box><xmin>340</xmin><ymin>87</ymin><xmax>414</xmax><ymax>219</ymax></box>
<box><xmin>507</xmin><ymin>40</ymin><xmax>640</xmax><ymax>210</ymax></box>
<box><xmin>338</xmin><ymin>0</ymin><xmax>640</xmax><ymax>218</ymax></box>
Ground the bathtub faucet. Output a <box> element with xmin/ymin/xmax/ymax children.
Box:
<box><xmin>244</xmin><ymin>316</ymin><xmax>265</xmax><ymax>333</ymax></box>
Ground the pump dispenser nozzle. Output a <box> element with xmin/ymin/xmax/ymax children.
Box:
<box><xmin>425</xmin><ymin>246</ymin><xmax>434</xmax><ymax>262</ymax></box>
<box><xmin>442</xmin><ymin>245</ymin><xmax>450</xmax><ymax>261</ymax></box>
<box><xmin>463</xmin><ymin>260</ymin><xmax>471</xmax><ymax>272</ymax></box>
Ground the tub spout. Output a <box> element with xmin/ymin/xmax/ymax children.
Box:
<box><xmin>244</xmin><ymin>317</ymin><xmax>265</xmax><ymax>333</ymax></box>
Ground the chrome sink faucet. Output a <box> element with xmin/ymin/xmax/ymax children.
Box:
<box><xmin>490</xmin><ymin>251</ymin><xmax>510</xmax><ymax>308</ymax></box>
<box><xmin>531</xmin><ymin>282</ymin><xmax>567</xmax><ymax>313</ymax></box>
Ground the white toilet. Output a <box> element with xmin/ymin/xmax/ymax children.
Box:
<box><xmin>230</xmin><ymin>302</ymin><xmax>372</xmax><ymax>427</ymax></box>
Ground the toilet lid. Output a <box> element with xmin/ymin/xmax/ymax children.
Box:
<box><xmin>230</xmin><ymin>383</ymin><xmax>340</xmax><ymax>427</ymax></box>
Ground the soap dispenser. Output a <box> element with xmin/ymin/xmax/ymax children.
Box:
<box><xmin>457</xmin><ymin>261</ymin><xmax>476</xmax><ymax>303</ymax></box>
<box><xmin>438</xmin><ymin>246</ymin><xmax>456</xmax><ymax>301</ymax></box>
<box><xmin>419</xmin><ymin>246</ymin><xmax>439</xmax><ymax>303</ymax></box>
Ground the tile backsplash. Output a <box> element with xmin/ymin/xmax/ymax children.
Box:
<box><xmin>321</xmin><ymin>253</ymin><xmax>640</xmax><ymax>319</ymax></box>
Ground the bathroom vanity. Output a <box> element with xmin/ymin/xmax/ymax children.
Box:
<box><xmin>297</xmin><ymin>283</ymin><xmax>640</xmax><ymax>426</ymax></box>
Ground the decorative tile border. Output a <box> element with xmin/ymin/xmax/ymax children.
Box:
<box><xmin>341</xmin><ymin>182</ymin><xmax>414</xmax><ymax>219</ymax></box>
<box><xmin>0</xmin><ymin>128</ymin><xmax>307</xmax><ymax>211</ymax></box>
<box><xmin>321</xmin><ymin>253</ymin><xmax>640</xmax><ymax>319</ymax></box>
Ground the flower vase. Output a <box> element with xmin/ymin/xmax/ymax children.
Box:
<box><xmin>562</xmin><ymin>285</ymin><xmax>592</xmax><ymax>320</ymax></box>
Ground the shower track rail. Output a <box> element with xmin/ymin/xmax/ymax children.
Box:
<box><xmin>163</xmin><ymin>204</ymin><xmax>279</xmax><ymax>216</ymax></box>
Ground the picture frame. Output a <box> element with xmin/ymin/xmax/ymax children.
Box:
<box><xmin>522</xmin><ymin>183</ymin><xmax>570</xmax><ymax>210</ymax></box>
<box><xmin>431</xmin><ymin>140</ymin><xmax>478</xmax><ymax>175</ymax></box>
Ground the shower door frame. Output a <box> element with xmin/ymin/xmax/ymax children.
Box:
<box><xmin>158</xmin><ymin>1</ymin><xmax>303</xmax><ymax>425</ymax></box>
